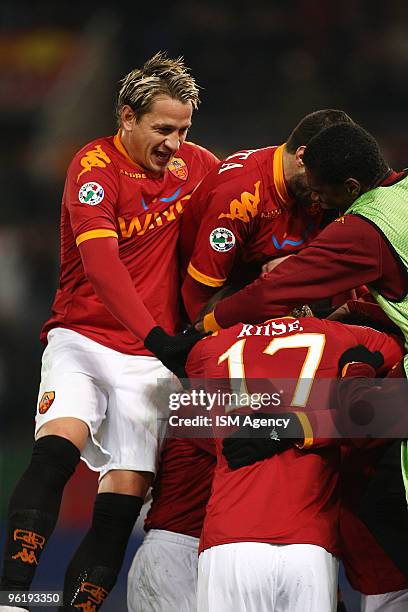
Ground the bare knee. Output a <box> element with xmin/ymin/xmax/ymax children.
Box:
<box><xmin>98</xmin><ymin>470</ymin><xmax>153</xmax><ymax>498</ymax></box>
<box><xmin>36</xmin><ymin>417</ymin><xmax>89</xmax><ymax>452</ymax></box>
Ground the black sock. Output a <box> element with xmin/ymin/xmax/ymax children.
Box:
<box><xmin>62</xmin><ymin>492</ymin><xmax>143</xmax><ymax>610</ymax></box>
<box><xmin>0</xmin><ymin>435</ymin><xmax>80</xmax><ymax>590</ymax></box>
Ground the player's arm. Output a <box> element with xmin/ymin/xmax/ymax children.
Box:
<box><xmin>182</xmin><ymin>175</ymin><xmax>255</xmax><ymax>321</ymax></box>
<box><xmin>335</xmin><ymin>352</ymin><xmax>408</xmax><ymax>444</ymax></box>
<box><xmin>201</xmin><ymin>216</ymin><xmax>385</xmax><ymax>332</ymax></box>
<box><xmin>78</xmin><ymin>237</ymin><xmax>203</xmax><ymax>377</ymax></box>
<box><xmin>296</xmin><ymin>349</ymin><xmax>399</xmax><ymax>451</ymax></box>
<box><xmin>79</xmin><ymin>237</ymin><xmax>156</xmax><ymax>339</ymax></box>
<box><xmin>182</xmin><ymin>276</ymin><xmax>220</xmax><ymax>323</ymax></box>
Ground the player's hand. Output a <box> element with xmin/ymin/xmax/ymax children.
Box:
<box><xmin>222</xmin><ymin>412</ymin><xmax>303</xmax><ymax>469</ymax></box>
<box><xmin>338</xmin><ymin>344</ymin><xmax>384</xmax><ymax>376</ymax></box>
<box><xmin>326</xmin><ymin>303</ymin><xmax>350</xmax><ymax>321</ymax></box>
<box><xmin>144</xmin><ymin>325</ymin><xmax>204</xmax><ymax>380</ymax></box>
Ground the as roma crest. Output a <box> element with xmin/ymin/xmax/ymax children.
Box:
<box><xmin>167</xmin><ymin>157</ymin><xmax>188</xmax><ymax>181</ymax></box>
<box><xmin>39</xmin><ymin>391</ymin><xmax>55</xmax><ymax>414</ymax></box>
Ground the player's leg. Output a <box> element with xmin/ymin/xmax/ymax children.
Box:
<box><xmin>197</xmin><ymin>542</ymin><xmax>338</xmax><ymax>612</ymax></box>
<box><xmin>275</xmin><ymin>543</ymin><xmax>338</xmax><ymax>612</ymax></box>
<box><xmin>61</xmin><ymin>354</ymin><xmax>173</xmax><ymax>610</ymax></box>
<box><xmin>0</xmin><ymin>327</ymin><xmax>106</xmax><ymax>596</ymax></box>
<box><xmin>197</xmin><ymin>542</ymin><xmax>280</xmax><ymax>612</ymax></box>
<box><xmin>61</xmin><ymin>468</ymin><xmax>150</xmax><ymax>610</ymax></box>
<box><xmin>127</xmin><ymin>529</ymin><xmax>199</xmax><ymax>612</ymax></box>
<box><xmin>361</xmin><ymin>589</ymin><xmax>408</xmax><ymax>611</ymax></box>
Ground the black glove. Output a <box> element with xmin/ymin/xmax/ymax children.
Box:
<box><xmin>338</xmin><ymin>344</ymin><xmax>384</xmax><ymax>376</ymax></box>
<box><xmin>144</xmin><ymin>325</ymin><xmax>204</xmax><ymax>379</ymax></box>
<box><xmin>222</xmin><ymin>412</ymin><xmax>304</xmax><ymax>470</ymax></box>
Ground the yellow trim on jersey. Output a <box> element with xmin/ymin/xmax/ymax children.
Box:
<box><xmin>293</xmin><ymin>411</ymin><xmax>313</xmax><ymax>449</ymax></box>
<box><xmin>76</xmin><ymin>229</ymin><xmax>118</xmax><ymax>247</ymax></box>
<box><xmin>272</xmin><ymin>144</ymin><xmax>293</xmax><ymax>206</ymax></box>
<box><xmin>264</xmin><ymin>317</ymin><xmax>296</xmax><ymax>323</ymax></box>
<box><xmin>113</xmin><ymin>131</ymin><xmax>145</xmax><ymax>171</ymax></box>
<box><xmin>341</xmin><ymin>362</ymin><xmax>354</xmax><ymax>378</ymax></box>
<box><xmin>187</xmin><ymin>262</ymin><xmax>226</xmax><ymax>288</ymax></box>
<box><xmin>203</xmin><ymin>311</ymin><xmax>221</xmax><ymax>333</ymax></box>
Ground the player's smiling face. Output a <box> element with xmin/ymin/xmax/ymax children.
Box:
<box><xmin>120</xmin><ymin>96</ymin><xmax>192</xmax><ymax>177</ymax></box>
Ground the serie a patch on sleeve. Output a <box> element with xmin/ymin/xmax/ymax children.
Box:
<box><xmin>209</xmin><ymin>227</ymin><xmax>236</xmax><ymax>252</ymax></box>
<box><xmin>78</xmin><ymin>182</ymin><xmax>105</xmax><ymax>206</ymax></box>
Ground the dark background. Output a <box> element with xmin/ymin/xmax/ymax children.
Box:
<box><xmin>1</xmin><ymin>1</ymin><xmax>407</xmax><ymax>609</ymax></box>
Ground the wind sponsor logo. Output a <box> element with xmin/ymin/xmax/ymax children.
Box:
<box><xmin>118</xmin><ymin>194</ymin><xmax>191</xmax><ymax>237</ymax></box>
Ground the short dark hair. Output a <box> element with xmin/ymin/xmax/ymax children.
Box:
<box><xmin>286</xmin><ymin>109</ymin><xmax>353</xmax><ymax>153</ymax></box>
<box><xmin>303</xmin><ymin>122</ymin><xmax>389</xmax><ymax>186</ymax></box>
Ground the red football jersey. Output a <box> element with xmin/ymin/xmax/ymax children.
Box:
<box><xmin>186</xmin><ymin>317</ymin><xmax>402</xmax><ymax>555</ymax></box>
<box><xmin>180</xmin><ymin>146</ymin><xmax>322</xmax><ymax>287</ymax></box>
<box><xmin>41</xmin><ymin>134</ymin><xmax>218</xmax><ymax>354</ymax></box>
<box><xmin>145</xmin><ymin>438</ymin><xmax>216</xmax><ymax>538</ymax></box>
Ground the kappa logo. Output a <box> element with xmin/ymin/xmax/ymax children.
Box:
<box><xmin>218</xmin><ymin>181</ymin><xmax>261</xmax><ymax>223</ymax></box>
<box><xmin>79</xmin><ymin>582</ymin><xmax>108</xmax><ymax>605</ymax></box>
<box><xmin>39</xmin><ymin>391</ymin><xmax>55</xmax><ymax>414</ymax></box>
<box><xmin>77</xmin><ymin>145</ymin><xmax>111</xmax><ymax>181</ymax></box>
<box><xmin>167</xmin><ymin>157</ymin><xmax>188</xmax><ymax>180</ymax></box>
<box><xmin>12</xmin><ymin>529</ymin><xmax>46</xmax><ymax>566</ymax></box>
<box><xmin>209</xmin><ymin>227</ymin><xmax>236</xmax><ymax>252</ymax></box>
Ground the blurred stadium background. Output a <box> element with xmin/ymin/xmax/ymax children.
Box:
<box><xmin>1</xmin><ymin>1</ymin><xmax>407</xmax><ymax>609</ymax></box>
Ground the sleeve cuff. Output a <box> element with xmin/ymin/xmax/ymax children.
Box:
<box><xmin>76</xmin><ymin>229</ymin><xmax>118</xmax><ymax>247</ymax></box>
<box><xmin>293</xmin><ymin>411</ymin><xmax>314</xmax><ymax>449</ymax></box>
<box><xmin>187</xmin><ymin>262</ymin><xmax>226</xmax><ymax>288</ymax></box>
<box><xmin>341</xmin><ymin>362</ymin><xmax>376</xmax><ymax>378</ymax></box>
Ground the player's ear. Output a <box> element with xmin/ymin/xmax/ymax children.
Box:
<box><xmin>344</xmin><ymin>178</ymin><xmax>361</xmax><ymax>198</ymax></box>
<box><xmin>295</xmin><ymin>145</ymin><xmax>306</xmax><ymax>168</ymax></box>
<box><xmin>120</xmin><ymin>105</ymin><xmax>137</xmax><ymax>131</ymax></box>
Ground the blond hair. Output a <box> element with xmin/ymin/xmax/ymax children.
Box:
<box><xmin>116</xmin><ymin>51</ymin><xmax>200</xmax><ymax>124</ymax></box>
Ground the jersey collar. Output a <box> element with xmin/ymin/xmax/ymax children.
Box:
<box><xmin>273</xmin><ymin>144</ymin><xmax>294</xmax><ymax>207</ymax></box>
<box><xmin>113</xmin><ymin>130</ymin><xmax>146</xmax><ymax>172</ymax></box>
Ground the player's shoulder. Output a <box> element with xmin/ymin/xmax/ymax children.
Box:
<box><xmin>68</xmin><ymin>135</ymin><xmax>118</xmax><ymax>184</ymax></box>
<box><xmin>187</xmin><ymin>325</ymin><xmax>242</xmax><ymax>369</ymax></box>
<box><xmin>72</xmin><ymin>135</ymin><xmax>116</xmax><ymax>162</ymax></box>
<box><xmin>331</xmin><ymin>213</ymin><xmax>376</xmax><ymax>232</ymax></box>
<box><xmin>310</xmin><ymin>317</ymin><xmax>394</xmax><ymax>349</ymax></box>
<box><xmin>215</xmin><ymin>146</ymin><xmax>275</xmax><ymax>183</ymax></box>
<box><xmin>189</xmin><ymin>147</ymin><xmax>275</xmax><ymax>203</ymax></box>
<box><xmin>313</xmin><ymin>212</ymin><xmax>374</xmax><ymax>247</ymax></box>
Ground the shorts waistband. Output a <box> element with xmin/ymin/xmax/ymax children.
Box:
<box><xmin>144</xmin><ymin>529</ymin><xmax>199</xmax><ymax>549</ymax></box>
